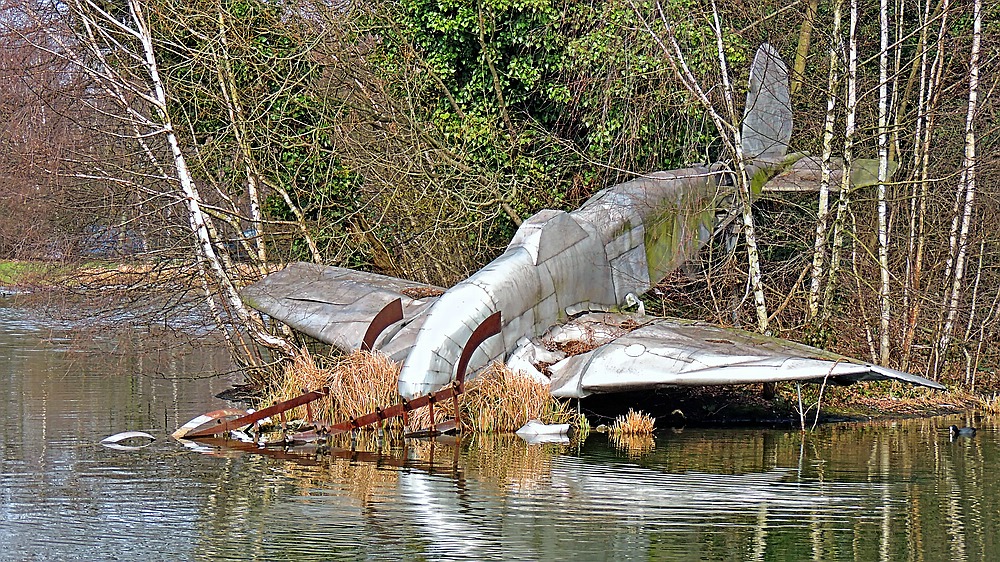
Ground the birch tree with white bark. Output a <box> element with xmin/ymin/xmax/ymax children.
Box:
<box><xmin>876</xmin><ymin>0</ymin><xmax>892</xmax><ymax>364</ymax></box>
<box><xmin>823</xmin><ymin>0</ymin><xmax>859</xmax><ymax>326</ymax></box>
<box><xmin>634</xmin><ymin>0</ymin><xmax>772</xmax><ymax>335</ymax></box>
<box><xmin>936</xmin><ymin>0</ymin><xmax>982</xmax><ymax>370</ymax></box>
<box><xmin>28</xmin><ymin>0</ymin><xmax>297</xmax><ymax>361</ymax></box>
<box><xmin>807</xmin><ymin>0</ymin><xmax>842</xmax><ymax>323</ymax></box>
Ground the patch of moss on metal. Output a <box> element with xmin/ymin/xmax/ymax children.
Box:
<box><xmin>643</xmin><ymin>203</ymin><xmax>716</xmax><ymax>283</ymax></box>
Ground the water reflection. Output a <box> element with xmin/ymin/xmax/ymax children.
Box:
<box><xmin>0</xmin><ymin>301</ymin><xmax>997</xmax><ymax>561</ymax></box>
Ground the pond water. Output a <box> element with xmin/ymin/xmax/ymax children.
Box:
<box><xmin>0</xmin><ymin>302</ymin><xmax>995</xmax><ymax>561</ymax></box>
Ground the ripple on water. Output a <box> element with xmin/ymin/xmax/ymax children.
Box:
<box><xmin>0</xmin><ymin>303</ymin><xmax>996</xmax><ymax>561</ymax></box>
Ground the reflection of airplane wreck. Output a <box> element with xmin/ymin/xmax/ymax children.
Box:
<box><xmin>242</xmin><ymin>44</ymin><xmax>944</xmax><ymax>404</ymax></box>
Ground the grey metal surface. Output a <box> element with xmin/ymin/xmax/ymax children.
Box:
<box><xmin>546</xmin><ymin>313</ymin><xmax>946</xmax><ymax>398</ymax></box>
<box><xmin>240</xmin><ymin>262</ymin><xmax>441</xmax><ymax>354</ymax></box>
<box><xmin>396</xmin><ymin>166</ymin><xmax>727</xmax><ymax>398</ymax></box>
<box><xmin>742</xmin><ymin>43</ymin><xmax>792</xmax><ymax>163</ymax></box>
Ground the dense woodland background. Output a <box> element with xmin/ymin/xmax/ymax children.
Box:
<box><xmin>0</xmin><ymin>0</ymin><xmax>995</xmax><ymax>390</ymax></box>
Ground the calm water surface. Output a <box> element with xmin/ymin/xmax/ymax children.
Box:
<box><xmin>0</xmin><ymin>302</ymin><xmax>996</xmax><ymax>561</ymax></box>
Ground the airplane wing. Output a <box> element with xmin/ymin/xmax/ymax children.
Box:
<box><xmin>540</xmin><ymin>313</ymin><xmax>945</xmax><ymax>398</ymax></box>
<box><xmin>240</xmin><ymin>262</ymin><xmax>442</xmax><ymax>357</ymax></box>
<box><xmin>243</xmin><ymin>265</ymin><xmax>944</xmax><ymax>397</ymax></box>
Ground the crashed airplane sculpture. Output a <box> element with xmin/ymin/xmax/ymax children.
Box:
<box><xmin>241</xmin><ymin>44</ymin><xmax>944</xmax><ymax>405</ymax></box>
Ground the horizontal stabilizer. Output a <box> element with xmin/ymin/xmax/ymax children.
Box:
<box><xmin>241</xmin><ymin>262</ymin><xmax>443</xmax><ymax>353</ymax></box>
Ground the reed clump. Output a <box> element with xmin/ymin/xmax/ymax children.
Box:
<box><xmin>609</xmin><ymin>408</ymin><xmax>656</xmax><ymax>435</ymax></box>
<box><xmin>977</xmin><ymin>393</ymin><xmax>1000</xmax><ymax>415</ymax></box>
<box><xmin>391</xmin><ymin>362</ymin><xmax>576</xmax><ymax>433</ymax></box>
<box><xmin>260</xmin><ymin>350</ymin><xmax>404</xmax><ymax>431</ymax></box>
<box><xmin>263</xmin><ymin>352</ymin><xmax>574</xmax><ymax>434</ymax></box>
<box><xmin>418</xmin><ymin>362</ymin><xmax>574</xmax><ymax>432</ymax></box>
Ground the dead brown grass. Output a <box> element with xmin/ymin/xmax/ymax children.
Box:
<box><xmin>609</xmin><ymin>408</ymin><xmax>656</xmax><ymax>435</ymax></box>
<box><xmin>978</xmin><ymin>393</ymin><xmax>1000</xmax><ymax>415</ymax></box>
<box><xmin>260</xmin><ymin>350</ymin><xmax>405</xmax><ymax>431</ymax></box>
<box><xmin>262</xmin><ymin>353</ymin><xmax>574</xmax><ymax>434</ymax></box>
<box><xmin>463</xmin><ymin>362</ymin><xmax>575</xmax><ymax>432</ymax></box>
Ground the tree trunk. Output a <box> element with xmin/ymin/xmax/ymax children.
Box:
<box><xmin>808</xmin><ymin>0</ymin><xmax>843</xmax><ymax>322</ymax></box>
<box><xmin>876</xmin><ymin>0</ymin><xmax>892</xmax><ymax>364</ymax></box>
<box><xmin>902</xmin><ymin>0</ymin><xmax>950</xmax><ymax>371</ymax></box>
<box><xmin>130</xmin><ymin>0</ymin><xmax>296</xmax><ymax>358</ymax></box>
<box><xmin>937</xmin><ymin>0</ymin><xmax>981</xmax><ymax>367</ymax></box>
<box><xmin>824</xmin><ymin>0</ymin><xmax>859</xmax><ymax>323</ymax></box>
<box><xmin>790</xmin><ymin>0</ymin><xmax>820</xmax><ymax>96</ymax></box>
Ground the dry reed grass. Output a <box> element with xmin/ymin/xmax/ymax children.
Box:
<box><xmin>408</xmin><ymin>362</ymin><xmax>575</xmax><ymax>432</ymax></box>
<box><xmin>609</xmin><ymin>433</ymin><xmax>656</xmax><ymax>458</ymax></box>
<box><xmin>260</xmin><ymin>350</ymin><xmax>405</xmax><ymax>432</ymax></box>
<box><xmin>977</xmin><ymin>393</ymin><xmax>1000</xmax><ymax>415</ymax></box>
<box><xmin>262</xmin><ymin>352</ymin><xmax>575</xmax><ymax>434</ymax></box>
<box><xmin>609</xmin><ymin>408</ymin><xmax>656</xmax><ymax>435</ymax></box>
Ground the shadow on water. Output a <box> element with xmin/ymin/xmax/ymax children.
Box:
<box><xmin>0</xmin><ymin>301</ymin><xmax>996</xmax><ymax>561</ymax></box>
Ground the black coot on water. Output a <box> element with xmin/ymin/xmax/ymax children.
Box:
<box><xmin>949</xmin><ymin>425</ymin><xmax>977</xmax><ymax>439</ymax></box>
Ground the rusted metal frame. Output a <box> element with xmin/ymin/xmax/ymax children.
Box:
<box><xmin>451</xmin><ymin>311</ymin><xmax>502</xmax><ymax>433</ymax></box>
<box><xmin>183</xmin><ymin>387</ymin><xmax>329</xmax><ymax>439</ymax></box>
<box><xmin>361</xmin><ymin>298</ymin><xmax>404</xmax><ymax>351</ymax></box>
<box><xmin>319</xmin><ymin>381</ymin><xmax>462</xmax><ymax>436</ymax></box>
<box><xmin>178</xmin><ymin>311</ymin><xmax>502</xmax><ymax>441</ymax></box>
<box><xmin>172</xmin><ymin>408</ymin><xmax>250</xmax><ymax>439</ymax></box>
<box><xmin>455</xmin><ymin>312</ymin><xmax>502</xmax><ymax>390</ymax></box>
<box><xmin>321</xmin><ymin>312</ymin><xmax>503</xmax><ymax>437</ymax></box>
<box><xmin>428</xmin><ymin>392</ymin><xmax>437</xmax><ymax>434</ymax></box>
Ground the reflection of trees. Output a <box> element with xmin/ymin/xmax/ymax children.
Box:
<box><xmin>183</xmin><ymin>422</ymin><xmax>1000</xmax><ymax>560</ymax></box>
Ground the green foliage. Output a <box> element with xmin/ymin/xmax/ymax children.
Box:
<box><xmin>151</xmin><ymin>0</ymin><xmax>364</xmax><ymax>263</ymax></box>
<box><xmin>358</xmin><ymin>0</ymin><xmax>740</xmax><ymax>254</ymax></box>
<box><xmin>144</xmin><ymin>0</ymin><xmax>762</xmax><ymax>276</ymax></box>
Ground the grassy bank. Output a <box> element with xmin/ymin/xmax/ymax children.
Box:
<box><xmin>0</xmin><ymin>259</ymin><xmax>129</xmax><ymax>287</ymax></box>
<box><xmin>0</xmin><ymin>260</ymin><xmax>62</xmax><ymax>286</ymax></box>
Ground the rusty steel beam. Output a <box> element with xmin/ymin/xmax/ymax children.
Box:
<box><xmin>177</xmin><ymin>312</ymin><xmax>502</xmax><ymax>442</ymax></box>
<box><xmin>455</xmin><ymin>311</ymin><xmax>502</xmax><ymax>388</ymax></box>
<box><xmin>361</xmin><ymin>298</ymin><xmax>404</xmax><ymax>351</ymax></box>
<box><xmin>319</xmin><ymin>381</ymin><xmax>462</xmax><ymax>436</ymax></box>
<box><xmin>181</xmin><ymin>388</ymin><xmax>329</xmax><ymax>439</ymax></box>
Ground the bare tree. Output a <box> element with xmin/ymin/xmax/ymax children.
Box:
<box><xmin>633</xmin><ymin>0</ymin><xmax>772</xmax><ymax>334</ymax></box>
<box><xmin>807</xmin><ymin>0</ymin><xmax>843</xmax><ymax>322</ymax></box>
<box><xmin>936</xmin><ymin>0</ymin><xmax>982</xmax><ymax>366</ymax></box>
<box><xmin>21</xmin><ymin>0</ymin><xmax>297</xmax><ymax>360</ymax></box>
<box><xmin>876</xmin><ymin>0</ymin><xmax>893</xmax><ymax>363</ymax></box>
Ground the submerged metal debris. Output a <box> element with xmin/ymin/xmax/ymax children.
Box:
<box><xmin>100</xmin><ymin>431</ymin><xmax>156</xmax><ymax>451</ymax></box>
